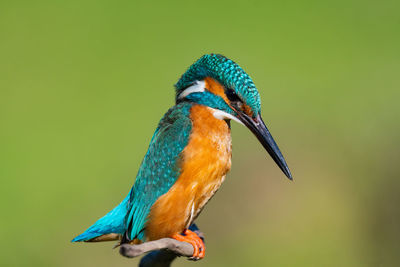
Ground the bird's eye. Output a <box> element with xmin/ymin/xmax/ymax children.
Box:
<box><xmin>226</xmin><ymin>89</ymin><xmax>241</xmax><ymax>103</ymax></box>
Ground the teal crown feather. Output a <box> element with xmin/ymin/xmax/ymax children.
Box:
<box><xmin>175</xmin><ymin>54</ymin><xmax>261</xmax><ymax>115</ymax></box>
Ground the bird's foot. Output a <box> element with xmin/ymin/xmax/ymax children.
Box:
<box><xmin>172</xmin><ymin>229</ymin><xmax>205</xmax><ymax>260</ymax></box>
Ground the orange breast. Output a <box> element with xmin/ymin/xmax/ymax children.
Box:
<box><xmin>145</xmin><ymin>104</ymin><xmax>232</xmax><ymax>240</ymax></box>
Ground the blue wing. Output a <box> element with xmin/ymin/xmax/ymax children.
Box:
<box><xmin>125</xmin><ymin>103</ymin><xmax>193</xmax><ymax>241</ymax></box>
<box><xmin>72</xmin><ymin>102</ymin><xmax>193</xmax><ymax>242</ymax></box>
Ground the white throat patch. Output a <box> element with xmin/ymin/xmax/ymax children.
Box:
<box><xmin>209</xmin><ymin>107</ymin><xmax>244</xmax><ymax>125</ymax></box>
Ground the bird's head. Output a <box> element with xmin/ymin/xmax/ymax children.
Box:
<box><xmin>175</xmin><ymin>54</ymin><xmax>292</xmax><ymax>180</ymax></box>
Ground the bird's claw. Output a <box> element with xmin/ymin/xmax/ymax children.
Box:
<box><xmin>172</xmin><ymin>229</ymin><xmax>205</xmax><ymax>260</ymax></box>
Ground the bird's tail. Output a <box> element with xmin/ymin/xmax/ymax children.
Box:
<box><xmin>71</xmin><ymin>193</ymin><xmax>130</xmax><ymax>242</ymax></box>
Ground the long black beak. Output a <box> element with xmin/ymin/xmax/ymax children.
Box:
<box><xmin>236</xmin><ymin>112</ymin><xmax>293</xmax><ymax>180</ymax></box>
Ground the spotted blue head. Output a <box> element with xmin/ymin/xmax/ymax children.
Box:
<box><xmin>176</xmin><ymin>54</ymin><xmax>261</xmax><ymax>116</ymax></box>
<box><xmin>175</xmin><ymin>54</ymin><xmax>292</xmax><ymax>180</ymax></box>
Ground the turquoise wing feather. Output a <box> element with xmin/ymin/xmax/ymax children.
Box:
<box><xmin>125</xmin><ymin>102</ymin><xmax>193</xmax><ymax>241</ymax></box>
<box><xmin>72</xmin><ymin>102</ymin><xmax>193</xmax><ymax>242</ymax></box>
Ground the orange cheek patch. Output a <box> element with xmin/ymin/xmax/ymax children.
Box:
<box><xmin>203</xmin><ymin>77</ymin><xmax>230</xmax><ymax>104</ymax></box>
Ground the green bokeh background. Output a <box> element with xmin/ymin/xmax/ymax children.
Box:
<box><xmin>1</xmin><ymin>1</ymin><xmax>399</xmax><ymax>266</ymax></box>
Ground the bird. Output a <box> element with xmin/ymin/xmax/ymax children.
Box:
<box><xmin>72</xmin><ymin>54</ymin><xmax>292</xmax><ymax>260</ymax></box>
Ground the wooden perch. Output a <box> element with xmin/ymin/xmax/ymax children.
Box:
<box><xmin>119</xmin><ymin>224</ymin><xmax>204</xmax><ymax>267</ymax></box>
<box><xmin>119</xmin><ymin>237</ymin><xmax>194</xmax><ymax>258</ymax></box>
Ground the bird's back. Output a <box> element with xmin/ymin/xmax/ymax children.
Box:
<box><xmin>73</xmin><ymin>102</ymin><xmax>194</xmax><ymax>243</ymax></box>
<box><xmin>124</xmin><ymin>102</ymin><xmax>195</xmax><ymax>241</ymax></box>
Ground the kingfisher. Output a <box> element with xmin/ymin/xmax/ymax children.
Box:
<box><xmin>72</xmin><ymin>54</ymin><xmax>292</xmax><ymax>260</ymax></box>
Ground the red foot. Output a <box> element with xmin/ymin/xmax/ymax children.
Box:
<box><xmin>172</xmin><ymin>229</ymin><xmax>205</xmax><ymax>260</ymax></box>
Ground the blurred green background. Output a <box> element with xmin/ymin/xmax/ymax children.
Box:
<box><xmin>1</xmin><ymin>0</ymin><xmax>399</xmax><ymax>266</ymax></box>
